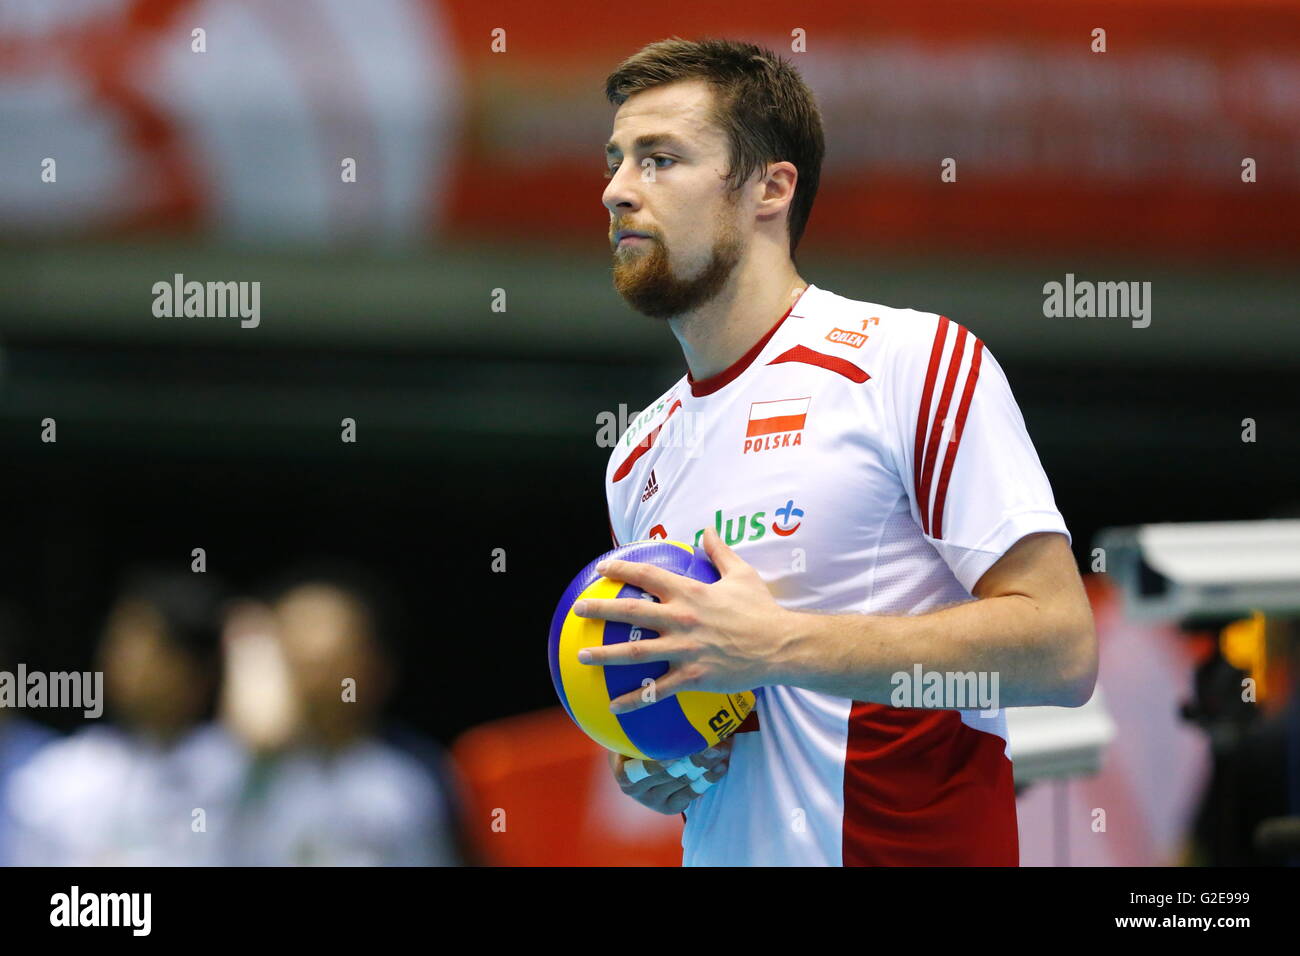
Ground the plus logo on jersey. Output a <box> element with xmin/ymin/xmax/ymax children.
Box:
<box><xmin>743</xmin><ymin>397</ymin><xmax>809</xmax><ymax>454</ymax></box>
<box><xmin>686</xmin><ymin>497</ymin><xmax>807</xmax><ymax>546</ymax></box>
<box><xmin>771</xmin><ymin>499</ymin><xmax>804</xmax><ymax>536</ymax></box>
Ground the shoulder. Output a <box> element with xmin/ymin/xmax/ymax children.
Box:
<box><xmin>379</xmin><ymin>723</ymin><xmax>461</xmax><ymax>795</ymax></box>
<box><xmin>346</xmin><ymin>738</ymin><xmax>446</xmax><ymax>815</ymax></box>
<box><xmin>782</xmin><ymin>286</ymin><xmax>972</xmax><ymax>389</ymax></box>
<box><xmin>5</xmin><ymin>725</ymin><xmax>126</xmax><ymax>818</ymax></box>
<box><xmin>789</xmin><ymin>286</ymin><xmax>965</xmax><ymax>355</ymax></box>
<box><xmin>1</xmin><ymin>717</ymin><xmax>57</xmax><ymax>762</ymax></box>
<box><xmin>14</xmin><ymin>724</ymin><xmax>125</xmax><ymax>773</ymax></box>
<box><xmin>602</xmin><ymin>376</ymin><xmax>687</xmax><ymax>486</ymax></box>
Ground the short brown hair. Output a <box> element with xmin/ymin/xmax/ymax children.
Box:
<box><xmin>605</xmin><ymin>37</ymin><xmax>825</xmax><ymax>262</ymax></box>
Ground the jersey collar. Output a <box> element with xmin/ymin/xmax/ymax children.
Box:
<box><xmin>686</xmin><ymin>284</ymin><xmax>815</xmax><ymax>397</ymax></box>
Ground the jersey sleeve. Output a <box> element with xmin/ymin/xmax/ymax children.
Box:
<box><xmin>884</xmin><ymin>313</ymin><xmax>1071</xmax><ymax>594</ymax></box>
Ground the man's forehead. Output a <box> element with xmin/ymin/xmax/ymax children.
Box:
<box><xmin>605</xmin><ymin>80</ymin><xmax>721</xmax><ymax>153</ymax></box>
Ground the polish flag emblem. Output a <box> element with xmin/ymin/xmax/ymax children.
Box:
<box><xmin>746</xmin><ymin>397</ymin><xmax>810</xmax><ymax>437</ymax></box>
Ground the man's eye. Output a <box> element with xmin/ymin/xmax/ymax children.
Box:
<box><xmin>603</xmin><ymin>156</ymin><xmax>674</xmax><ymax>179</ymax></box>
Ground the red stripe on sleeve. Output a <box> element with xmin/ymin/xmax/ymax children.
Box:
<box><xmin>918</xmin><ymin>325</ymin><xmax>967</xmax><ymax>537</ymax></box>
<box><xmin>913</xmin><ymin>317</ymin><xmax>950</xmax><ymax>535</ymax></box>
<box><xmin>930</xmin><ymin>338</ymin><xmax>983</xmax><ymax>540</ymax></box>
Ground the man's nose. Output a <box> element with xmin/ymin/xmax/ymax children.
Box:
<box><xmin>602</xmin><ymin>164</ymin><xmax>643</xmax><ymax>216</ymax></box>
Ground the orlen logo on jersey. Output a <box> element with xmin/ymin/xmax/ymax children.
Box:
<box><xmin>690</xmin><ymin>498</ymin><xmax>805</xmax><ymax>546</ymax></box>
<box><xmin>825</xmin><ymin>327</ymin><xmax>867</xmax><ymax>349</ymax></box>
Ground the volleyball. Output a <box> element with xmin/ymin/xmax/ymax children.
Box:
<box><xmin>548</xmin><ymin>539</ymin><xmax>755</xmax><ymax>761</ymax></box>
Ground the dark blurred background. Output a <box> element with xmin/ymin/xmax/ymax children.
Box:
<box><xmin>2</xmin><ymin>259</ymin><xmax>1296</xmax><ymax>743</ymax></box>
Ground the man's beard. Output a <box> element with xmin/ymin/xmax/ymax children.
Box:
<box><xmin>610</xmin><ymin>202</ymin><xmax>745</xmax><ymax>320</ymax></box>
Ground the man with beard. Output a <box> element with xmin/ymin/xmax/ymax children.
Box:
<box><xmin>582</xmin><ymin>37</ymin><xmax>1097</xmax><ymax>866</ymax></box>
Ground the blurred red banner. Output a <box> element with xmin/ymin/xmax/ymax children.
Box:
<box><xmin>2</xmin><ymin>0</ymin><xmax>1296</xmax><ymax>260</ymax></box>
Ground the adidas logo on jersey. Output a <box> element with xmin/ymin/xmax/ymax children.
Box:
<box><xmin>640</xmin><ymin>469</ymin><xmax>659</xmax><ymax>502</ymax></box>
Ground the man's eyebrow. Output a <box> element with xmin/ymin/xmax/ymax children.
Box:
<box><xmin>604</xmin><ymin>133</ymin><xmax>689</xmax><ymax>157</ymax></box>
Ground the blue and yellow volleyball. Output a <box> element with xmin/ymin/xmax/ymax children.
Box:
<box><xmin>548</xmin><ymin>539</ymin><xmax>755</xmax><ymax>761</ymax></box>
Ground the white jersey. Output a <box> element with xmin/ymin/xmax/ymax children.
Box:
<box><xmin>223</xmin><ymin>738</ymin><xmax>461</xmax><ymax>867</ymax></box>
<box><xmin>4</xmin><ymin>723</ymin><xmax>245</xmax><ymax>866</ymax></box>
<box><xmin>5</xmin><ymin>723</ymin><xmax>460</xmax><ymax>866</ymax></box>
<box><xmin>603</xmin><ymin>283</ymin><xmax>1070</xmax><ymax>866</ymax></box>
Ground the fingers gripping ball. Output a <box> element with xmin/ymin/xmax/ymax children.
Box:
<box><xmin>548</xmin><ymin>539</ymin><xmax>755</xmax><ymax>762</ymax></box>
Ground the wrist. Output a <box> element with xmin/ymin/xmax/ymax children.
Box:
<box><xmin>769</xmin><ymin>608</ymin><xmax>817</xmax><ymax>687</ymax></box>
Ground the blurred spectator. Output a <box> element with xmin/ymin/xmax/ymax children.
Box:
<box><xmin>220</xmin><ymin>561</ymin><xmax>469</xmax><ymax>866</ymax></box>
<box><xmin>4</xmin><ymin>571</ymin><xmax>242</xmax><ymax>866</ymax></box>
<box><xmin>0</xmin><ymin>601</ymin><xmax>57</xmax><ymax>866</ymax></box>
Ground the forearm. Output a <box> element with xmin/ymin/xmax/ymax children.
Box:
<box><xmin>772</xmin><ymin>593</ymin><xmax>1093</xmax><ymax>708</ymax></box>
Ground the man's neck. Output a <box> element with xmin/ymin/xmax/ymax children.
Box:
<box><xmin>668</xmin><ymin>262</ymin><xmax>806</xmax><ymax>383</ymax></box>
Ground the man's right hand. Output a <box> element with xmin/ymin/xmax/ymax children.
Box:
<box><xmin>610</xmin><ymin>737</ymin><xmax>733</xmax><ymax>815</ymax></box>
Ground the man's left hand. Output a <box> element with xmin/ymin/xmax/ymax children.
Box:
<box><xmin>573</xmin><ymin>526</ymin><xmax>793</xmax><ymax>713</ymax></box>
